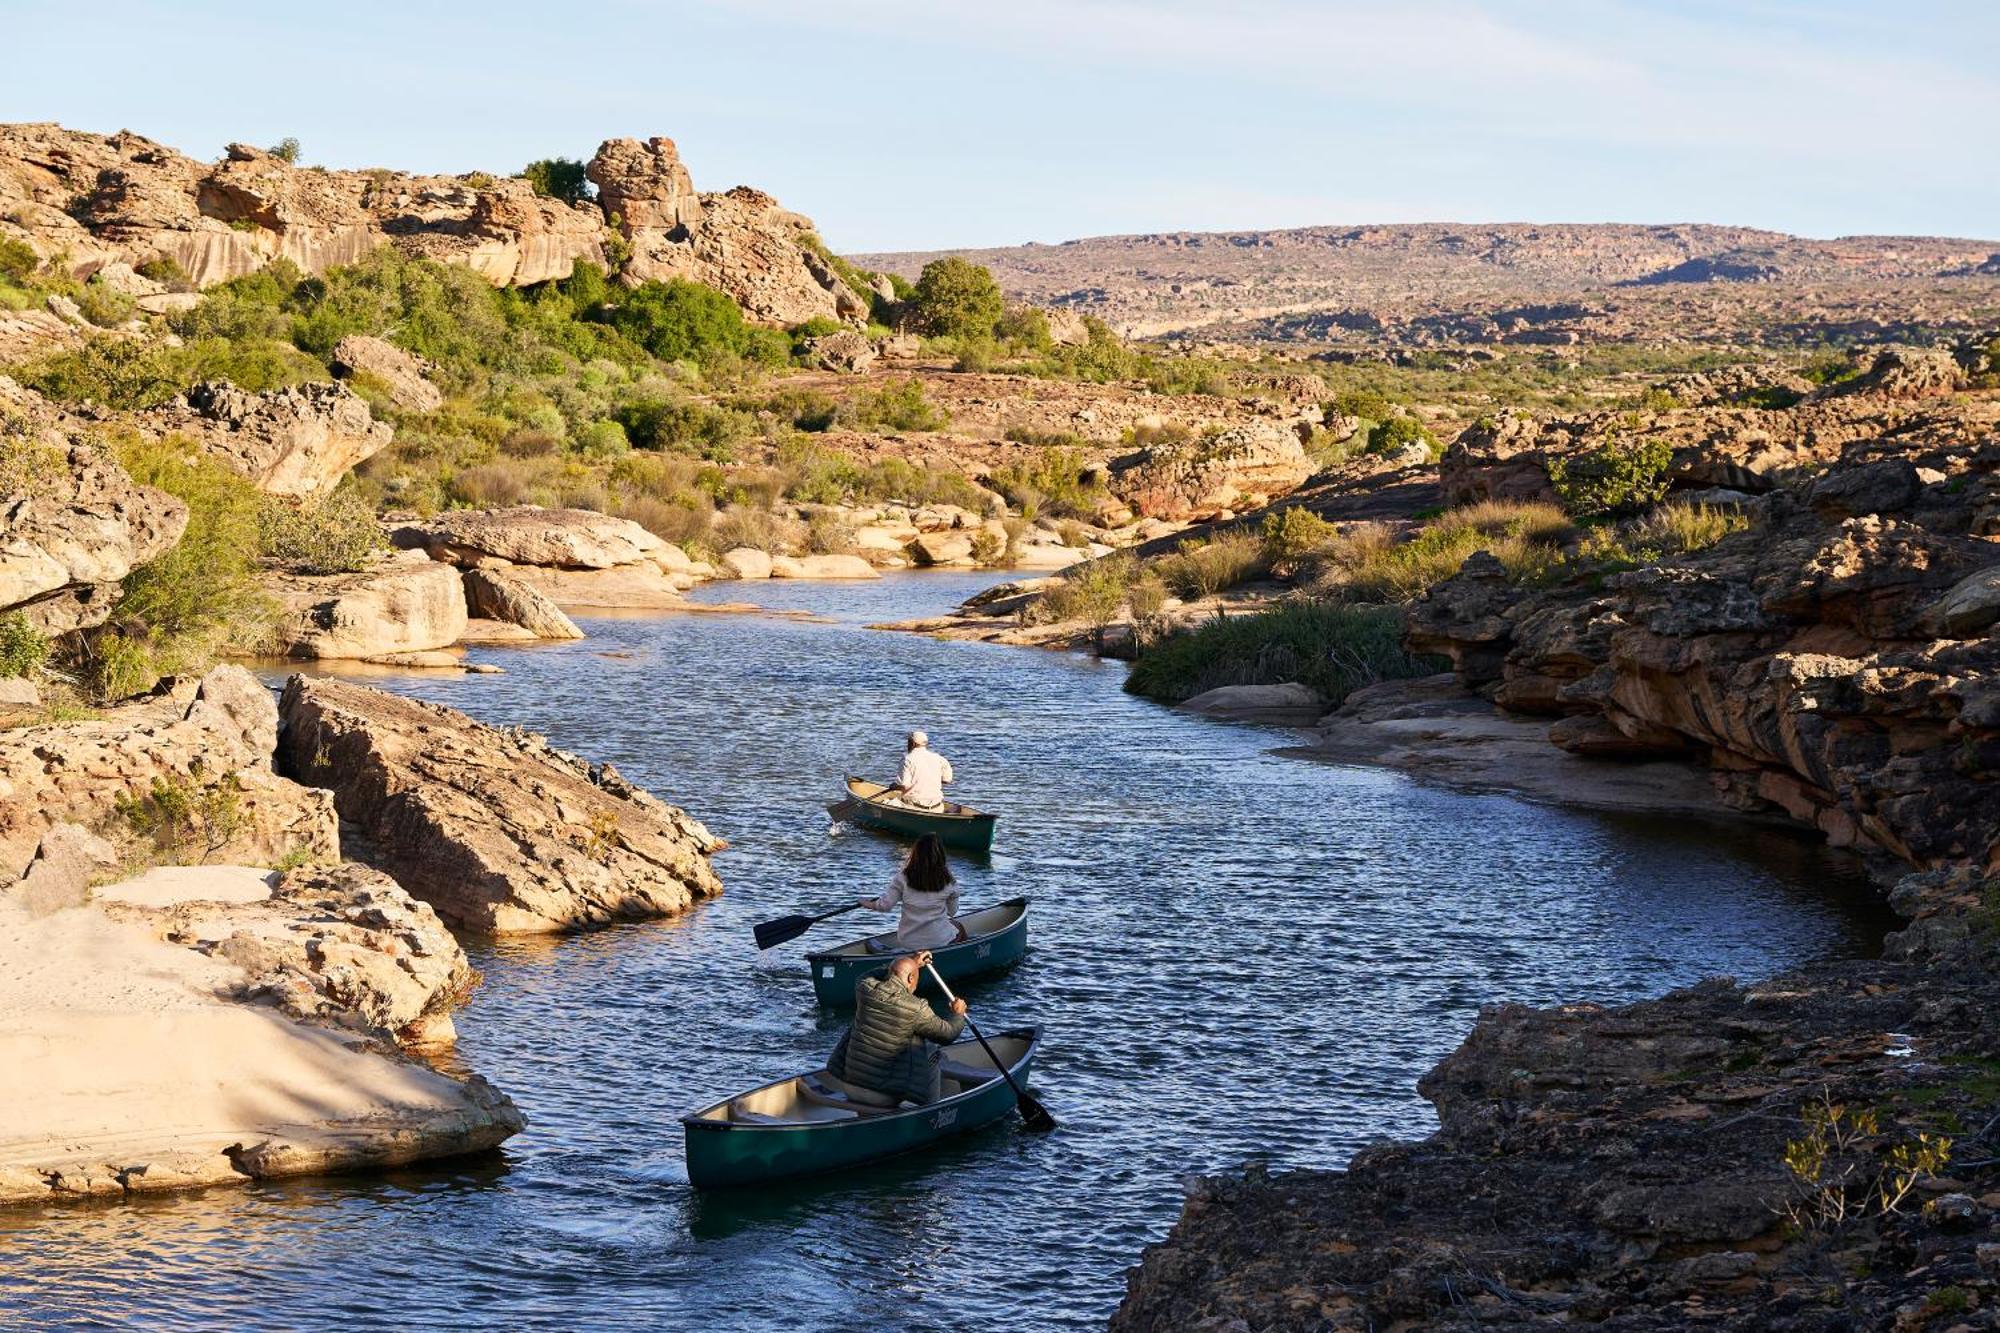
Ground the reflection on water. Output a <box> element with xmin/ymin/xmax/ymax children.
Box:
<box><xmin>0</xmin><ymin>573</ymin><xmax>1889</xmax><ymax>1330</ymax></box>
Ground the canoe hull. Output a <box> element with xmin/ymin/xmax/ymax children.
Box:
<box><xmin>806</xmin><ymin>897</ymin><xmax>1029</xmax><ymax>1008</ymax></box>
<box><xmin>833</xmin><ymin>777</ymin><xmax>997</xmax><ymax>853</ymax></box>
<box><xmin>683</xmin><ymin>1029</ymin><xmax>1039</xmax><ymax>1190</ymax></box>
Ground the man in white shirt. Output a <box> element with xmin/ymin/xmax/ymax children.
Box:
<box><xmin>890</xmin><ymin>730</ymin><xmax>954</xmax><ymax>810</ymax></box>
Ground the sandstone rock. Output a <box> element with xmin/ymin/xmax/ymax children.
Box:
<box><xmin>807</xmin><ymin>330</ymin><xmax>877</xmax><ymax>373</ymax></box>
<box><xmin>0</xmin><ymin>396</ymin><xmax>188</xmax><ymax>633</ymax></box>
<box><xmin>1178</xmin><ymin>683</ymin><xmax>1326</xmax><ymax>725</ymax></box>
<box><xmin>214</xmin><ymin>766</ymin><xmax>341</xmax><ymax>868</ymax></box>
<box><xmin>153</xmin><ymin>380</ymin><xmax>393</xmax><ymax>497</ymax></box>
<box><xmin>771</xmin><ymin>553</ymin><xmax>878</xmax><ymax>579</ymax></box>
<box><xmin>1109</xmin><ymin>422</ymin><xmax>1314</xmax><ymax>521</ymax></box>
<box><xmin>271</xmin><ymin>556</ymin><xmax>468</xmax><ymax>659</ymax></box>
<box><xmin>909</xmin><ymin>532</ymin><xmax>975</xmax><ymax>566</ymax></box>
<box><xmin>586</xmin><ymin>137</ymin><xmax>859</xmax><ymax>324</ymax></box>
<box><xmin>461</xmin><ymin>567</ymin><xmax>583</xmax><ymax>640</ymax></box>
<box><xmin>393</xmin><ymin>506</ymin><xmax>668</xmax><ymax>570</ymax></box>
<box><xmin>505</xmin><ymin>563</ymin><xmax>687</xmax><ymax>609</ymax></box>
<box><xmin>0</xmin><ymin>677</ymin><xmax>39</xmax><ymax>712</ymax></box>
<box><xmin>0</xmin><ymin>665</ymin><xmax>276</xmax><ymax>879</ymax></box>
<box><xmin>105</xmin><ymin>862</ymin><xmax>476</xmax><ymax>1047</ymax></box>
<box><xmin>719</xmin><ymin>547</ymin><xmax>774</xmax><ymax>580</ymax></box>
<box><xmin>1832</xmin><ymin>345</ymin><xmax>1967</xmax><ymax>401</ymax></box>
<box><xmin>11</xmin><ymin>823</ymin><xmax>118</xmax><ymax>916</ymax></box>
<box><xmin>1925</xmin><ymin>565</ymin><xmax>2000</xmax><ymax>637</ymax></box>
<box><xmin>330</xmin><ymin>335</ymin><xmax>444</xmax><ymax>413</ymax></box>
<box><xmin>277</xmin><ymin>676</ymin><xmax>724</xmax><ymax>933</ymax></box>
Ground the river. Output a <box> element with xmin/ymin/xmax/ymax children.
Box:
<box><xmin>0</xmin><ymin>571</ymin><xmax>1888</xmax><ymax>1330</ymax></box>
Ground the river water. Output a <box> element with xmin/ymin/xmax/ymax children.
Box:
<box><xmin>2</xmin><ymin>572</ymin><xmax>1886</xmax><ymax>1330</ymax></box>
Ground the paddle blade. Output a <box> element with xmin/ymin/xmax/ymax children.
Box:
<box><xmin>1015</xmin><ymin>1091</ymin><xmax>1058</xmax><ymax>1133</ymax></box>
<box><xmin>752</xmin><ymin>914</ymin><xmax>815</xmax><ymax>951</ymax></box>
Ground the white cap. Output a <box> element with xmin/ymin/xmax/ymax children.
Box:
<box><xmin>908</xmin><ymin>730</ymin><xmax>928</xmax><ymax>747</ymax></box>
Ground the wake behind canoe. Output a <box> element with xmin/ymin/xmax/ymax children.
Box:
<box><xmin>682</xmin><ymin>1027</ymin><xmax>1040</xmax><ymax>1189</ymax></box>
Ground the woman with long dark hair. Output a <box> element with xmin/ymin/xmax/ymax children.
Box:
<box><xmin>856</xmin><ymin>833</ymin><xmax>966</xmax><ymax>949</ymax></box>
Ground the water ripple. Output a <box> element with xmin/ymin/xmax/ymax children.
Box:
<box><xmin>0</xmin><ymin>572</ymin><xmax>1887</xmax><ymax>1330</ymax></box>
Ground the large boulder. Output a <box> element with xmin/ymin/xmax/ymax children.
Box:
<box><xmin>772</xmin><ymin>553</ymin><xmax>879</xmax><ymax>580</ymax></box>
<box><xmin>329</xmin><ymin>335</ymin><xmax>444</xmax><ymax>413</ymax></box>
<box><xmin>0</xmin><ymin>665</ymin><xmax>276</xmax><ymax>879</ymax></box>
<box><xmin>718</xmin><ymin>547</ymin><xmax>774</xmax><ymax>580</ymax></box>
<box><xmin>96</xmin><ymin>862</ymin><xmax>473</xmax><ymax>1047</ymax></box>
<box><xmin>152</xmin><ymin>380</ymin><xmax>394</xmax><ymax>497</ymax></box>
<box><xmin>586</xmin><ymin>136</ymin><xmax>862</xmax><ymax>324</ymax></box>
<box><xmin>1178</xmin><ymin>683</ymin><xmax>1327</xmax><ymax>725</ymax></box>
<box><xmin>393</xmin><ymin>505</ymin><xmax>670</xmax><ymax>569</ymax></box>
<box><xmin>0</xmin><ymin>386</ymin><xmax>188</xmax><ymax>633</ymax></box>
<box><xmin>461</xmin><ymin>567</ymin><xmax>583</xmax><ymax>640</ymax></box>
<box><xmin>277</xmin><ymin>676</ymin><xmax>725</xmax><ymax>933</ymax></box>
<box><xmin>1108</xmin><ymin>422</ymin><xmax>1314</xmax><ymax>521</ymax></box>
<box><xmin>270</xmin><ymin>554</ymin><xmax>468</xmax><ymax>659</ymax></box>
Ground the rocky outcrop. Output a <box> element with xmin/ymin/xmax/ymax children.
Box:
<box><xmin>1</xmin><ymin>384</ymin><xmax>188</xmax><ymax>633</ymax></box>
<box><xmin>270</xmin><ymin>553</ymin><xmax>468</xmax><ymax>659</ymax></box>
<box><xmin>1</xmin><ymin>123</ymin><xmax>857</xmax><ymax>323</ymax></box>
<box><xmin>329</xmin><ymin>335</ymin><xmax>443</xmax><ymax>413</ymax></box>
<box><xmin>588</xmin><ymin>137</ymin><xmax>863</xmax><ymax>324</ymax></box>
<box><xmin>1177</xmin><ymin>682</ymin><xmax>1326</xmax><ymax>725</ymax></box>
<box><xmin>141</xmin><ymin>379</ymin><xmax>394</xmax><ymax>497</ymax></box>
<box><xmin>1108</xmin><ymin>421</ymin><xmax>1315</xmax><ymax>520</ymax></box>
<box><xmin>460</xmin><ymin>567</ymin><xmax>582</xmax><ymax>639</ymax></box>
<box><xmin>277</xmin><ymin>676</ymin><xmax>725</xmax><ymax>933</ymax></box>
<box><xmin>97</xmin><ymin>862</ymin><xmax>473</xmax><ymax>1048</ymax></box>
<box><xmin>0</xmin><ymin>664</ymin><xmax>277</xmax><ymax>879</ymax></box>
<box><xmin>392</xmin><ymin>505</ymin><xmax>692</xmax><ymax>608</ymax></box>
<box><xmin>1440</xmin><ymin>358</ymin><xmax>2000</xmax><ymax>508</ymax></box>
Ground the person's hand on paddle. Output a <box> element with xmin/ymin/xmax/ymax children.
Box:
<box><xmin>949</xmin><ymin>997</ymin><xmax>967</xmax><ymax>1016</ymax></box>
<box><xmin>912</xmin><ymin>950</ymin><xmax>933</xmax><ymax>969</ymax></box>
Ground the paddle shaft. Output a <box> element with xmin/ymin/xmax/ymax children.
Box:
<box><xmin>922</xmin><ymin>963</ymin><xmax>1052</xmax><ymax>1129</ymax></box>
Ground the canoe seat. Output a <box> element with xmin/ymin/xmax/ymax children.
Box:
<box><xmin>800</xmin><ymin>1071</ymin><xmax>907</xmax><ymax>1114</ymax></box>
<box><xmin>940</xmin><ymin>1059</ymin><xmax>995</xmax><ymax>1086</ymax></box>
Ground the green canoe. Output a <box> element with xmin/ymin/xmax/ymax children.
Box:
<box><xmin>830</xmin><ymin>775</ymin><xmax>997</xmax><ymax>853</ymax></box>
<box><xmin>805</xmin><ymin>897</ymin><xmax>1029</xmax><ymax>1008</ymax></box>
<box><xmin>682</xmin><ymin>1027</ymin><xmax>1041</xmax><ymax>1189</ymax></box>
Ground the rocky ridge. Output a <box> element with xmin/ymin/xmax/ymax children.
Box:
<box><xmin>0</xmin><ymin>122</ymin><xmax>861</xmax><ymax>324</ymax></box>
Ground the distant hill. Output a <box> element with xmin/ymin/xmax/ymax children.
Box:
<box><xmin>859</xmin><ymin>223</ymin><xmax>2000</xmax><ymax>346</ymax></box>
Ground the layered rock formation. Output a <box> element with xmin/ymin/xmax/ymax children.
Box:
<box><xmin>149</xmin><ymin>379</ymin><xmax>394</xmax><ymax>497</ymax></box>
<box><xmin>1109</xmin><ymin>421</ymin><xmax>1316</xmax><ymax>521</ymax></box>
<box><xmin>0</xmin><ymin>379</ymin><xmax>187</xmax><ymax>633</ymax></box>
<box><xmin>392</xmin><ymin>504</ymin><xmax>698</xmax><ymax>608</ymax></box>
<box><xmin>277</xmin><ymin>675</ymin><xmax>725</xmax><ymax>933</ymax></box>
<box><xmin>0</xmin><ymin>122</ymin><xmax>859</xmax><ymax>324</ymax></box>
<box><xmin>270</xmin><ymin>552</ymin><xmax>469</xmax><ymax>659</ymax></box>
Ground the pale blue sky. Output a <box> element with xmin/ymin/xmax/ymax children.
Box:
<box><xmin>6</xmin><ymin>1</ymin><xmax>1996</xmax><ymax>250</ymax></box>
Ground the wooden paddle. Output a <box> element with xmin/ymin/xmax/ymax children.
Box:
<box><xmin>828</xmin><ymin>775</ymin><xmax>893</xmax><ymax>824</ymax></box>
<box><xmin>753</xmin><ymin>903</ymin><xmax>864</xmax><ymax>951</ymax></box>
<box><xmin>923</xmin><ymin>962</ymin><xmax>1056</xmax><ymax>1133</ymax></box>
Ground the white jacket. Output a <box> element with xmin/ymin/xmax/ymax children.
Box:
<box><xmin>862</xmin><ymin>872</ymin><xmax>961</xmax><ymax>950</ymax></box>
<box><xmin>896</xmin><ymin>748</ymin><xmax>953</xmax><ymax>809</ymax></box>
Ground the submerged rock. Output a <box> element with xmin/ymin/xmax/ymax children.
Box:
<box><xmin>1178</xmin><ymin>682</ymin><xmax>1326</xmax><ymax>725</ymax></box>
<box><xmin>277</xmin><ymin>675</ymin><xmax>724</xmax><ymax>933</ymax></box>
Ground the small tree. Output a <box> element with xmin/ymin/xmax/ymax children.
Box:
<box><xmin>267</xmin><ymin>137</ymin><xmax>302</xmax><ymax>164</ymax></box>
<box><xmin>910</xmin><ymin>257</ymin><xmax>1003</xmax><ymax>339</ymax></box>
<box><xmin>521</xmin><ymin>157</ymin><xmax>591</xmax><ymax>205</ymax></box>
<box><xmin>1547</xmin><ymin>436</ymin><xmax>1674</xmax><ymax>518</ymax></box>
<box><xmin>1366</xmin><ymin>415</ymin><xmax>1437</xmax><ymax>458</ymax></box>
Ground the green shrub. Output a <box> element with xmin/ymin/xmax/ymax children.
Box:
<box><xmin>257</xmin><ymin>488</ymin><xmax>383</xmax><ymax>574</ymax></box>
<box><xmin>969</xmin><ymin>528</ymin><xmax>1004</xmax><ymax>565</ymax></box>
<box><xmin>953</xmin><ymin>337</ymin><xmax>1000</xmax><ymax>373</ymax></box>
<box><xmin>1261</xmin><ymin>508</ymin><xmax>1339</xmax><ymax>565</ymax></box>
<box><xmin>84</xmin><ymin>435</ymin><xmax>276</xmax><ymax>699</ymax></box>
<box><xmin>601</xmin><ymin>278</ymin><xmax>781</xmax><ymax>367</ymax></box>
<box><xmin>757</xmin><ymin>386</ymin><xmax>841</xmax><ymax>432</ymax></box>
<box><xmin>1547</xmin><ymin>435</ymin><xmax>1674</xmax><ymax>517</ymax></box>
<box><xmin>0</xmin><ymin>237</ymin><xmax>40</xmax><ymax>283</ymax></box>
<box><xmin>75</xmin><ymin>280</ymin><xmax>137</xmax><ymax>328</ymax></box>
<box><xmin>0</xmin><ymin>614</ymin><xmax>51</xmax><ymax>678</ymax></box>
<box><xmin>1125</xmin><ymin>602</ymin><xmax>1437</xmax><ymax>704</ymax></box>
<box><xmin>267</xmin><ymin>137</ymin><xmax>302</xmax><ymax>164</ymax></box>
<box><xmin>988</xmin><ymin>447</ymin><xmax>1102</xmax><ymax>518</ymax></box>
<box><xmin>804</xmin><ymin>511</ymin><xmax>857</xmax><ymax>554</ymax></box>
<box><xmin>997</xmin><ymin>306</ymin><xmax>1053</xmax><ymax>353</ymax></box>
<box><xmin>1366</xmin><ymin>415</ymin><xmax>1438</xmax><ymax>458</ymax></box>
<box><xmin>1155</xmin><ymin>533</ymin><xmax>1264</xmax><ymax>598</ymax></box>
<box><xmin>520</xmin><ymin>157</ymin><xmax>590</xmax><ymax>205</ymax></box>
<box><xmin>115</xmin><ymin>766</ymin><xmax>245</xmax><ymax>863</ymax></box>
<box><xmin>1003</xmin><ymin>426</ymin><xmax>1085</xmax><ymax>448</ymax></box>
<box><xmin>136</xmin><ymin>256</ymin><xmax>195</xmax><ymax>292</ymax></box>
<box><xmin>614</xmin><ymin>397</ymin><xmax>755</xmax><ymax>460</ymax></box>
<box><xmin>852</xmin><ymin>377</ymin><xmax>949</xmax><ymax>432</ymax></box>
<box><xmin>909</xmin><ymin>257</ymin><xmax>1003</xmax><ymax>339</ymax></box>
<box><xmin>1314</xmin><ymin>501</ymin><xmax>1572</xmax><ymax>602</ymax></box>
<box><xmin>1035</xmin><ymin>555</ymin><xmax>1135</xmax><ymax>627</ymax></box>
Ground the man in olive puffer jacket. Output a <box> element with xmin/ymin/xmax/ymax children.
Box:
<box><xmin>829</xmin><ymin>951</ymin><xmax>968</xmax><ymax>1105</ymax></box>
